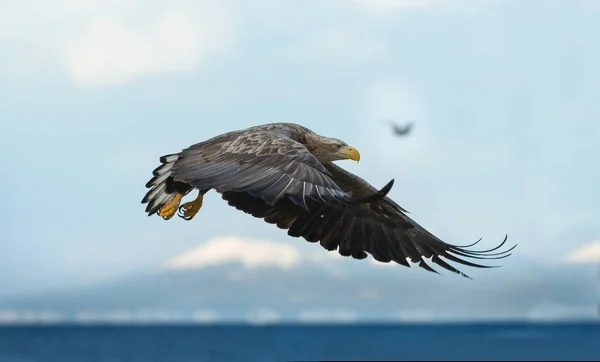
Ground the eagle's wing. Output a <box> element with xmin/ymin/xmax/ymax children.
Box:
<box><xmin>169</xmin><ymin>130</ymin><xmax>386</xmax><ymax>209</ymax></box>
<box><xmin>220</xmin><ymin>163</ymin><xmax>515</xmax><ymax>279</ymax></box>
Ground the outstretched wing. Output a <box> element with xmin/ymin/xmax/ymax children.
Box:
<box><xmin>220</xmin><ymin>163</ymin><xmax>515</xmax><ymax>279</ymax></box>
<box><xmin>169</xmin><ymin>130</ymin><xmax>384</xmax><ymax>209</ymax></box>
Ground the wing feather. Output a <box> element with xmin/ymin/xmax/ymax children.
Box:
<box><xmin>219</xmin><ymin>163</ymin><xmax>516</xmax><ymax>279</ymax></box>
<box><xmin>169</xmin><ymin>130</ymin><xmax>381</xmax><ymax>209</ymax></box>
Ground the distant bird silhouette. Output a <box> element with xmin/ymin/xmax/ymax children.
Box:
<box><xmin>382</xmin><ymin>119</ymin><xmax>414</xmax><ymax>137</ymax></box>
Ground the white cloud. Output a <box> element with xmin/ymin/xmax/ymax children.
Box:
<box><xmin>370</xmin><ymin>259</ymin><xmax>397</xmax><ymax>268</ymax></box>
<box><xmin>0</xmin><ymin>309</ymin><xmax>219</xmax><ymax>324</ymax></box>
<box><xmin>298</xmin><ymin>309</ymin><xmax>358</xmax><ymax>323</ymax></box>
<box><xmin>0</xmin><ymin>0</ymin><xmax>233</xmax><ymax>86</ymax></box>
<box><xmin>0</xmin><ymin>310</ymin><xmax>64</xmax><ymax>324</ymax></box>
<box><xmin>65</xmin><ymin>6</ymin><xmax>231</xmax><ymax>87</ymax></box>
<box><xmin>75</xmin><ymin>309</ymin><xmax>134</xmax><ymax>323</ymax></box>
<box><xmin>193</xmin><ymin>309</ymin><xmax>219</xmax><ymax>323</ymax></box>
<box><xmin>309</xmin><ymin>250</ymin><xmax>344</xmax><ymax>261</ymax></box>
<box><xmin>392</xmin><ymin>309</ymin><xmax>436</xmax><ymax>322</ymax></box>
<box><xmin>73</xmin><ymin>309</ymin><xmax>191</xmax><ymax>323</ymax></box>
<box><xmin>565</xmin><ymin>240</ymin><xmax>600</xmax><ymax>264</ymax></box>
<box><xmin>246</xmin><ymin>308</ymin><xmax>281</xmax><ymax>325</ymax></box>
<box><xmin>283</xmin><ymin>27</ymin><xmax>387</xmax><ymax>63</ymax></box>
<box><xmin>306</xmin><ymin>250</ymin><xmax>348</xmax><ymax>278</ymax></box>
<box><xmin>350</xmin><ymin>0</ymin><xmax>435</xmax><ymax>12</ymax></box>
<box><xmin>164</xmin><ymin>235</ymin><xmax>302</xmax><ymax>270</ymax></box>
<box><xmin>526</xmin><ymin>303</ymin><xmax>595</xmax><ymax>321</ymax></box>
<box><xmin>130</xmin><ymin>309</ymin><xmax>186</xmax><ymax>323</ymax></box>
<box><xmin>358</xmin><ymin>287</ymin><xmax>383</xmax><ymax>300</ymax></box>
<box><xmin>348</xmin><ymin>0</ymin><xmax>483</xmax><ymax>13</ymax></box>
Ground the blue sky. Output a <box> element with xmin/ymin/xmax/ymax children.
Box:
<box><xmin>1</xmin><ymin>0</ymin><xmax>599</xmax><ymax>320</ymax></box>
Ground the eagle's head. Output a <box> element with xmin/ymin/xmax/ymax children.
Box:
<box><xmin>308</xmin><ymin>135</ymin><xmax>361</xmax><ymax>163</ymax></box>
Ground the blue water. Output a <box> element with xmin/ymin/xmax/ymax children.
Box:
<box><xmin>0</xmin><ymin>322</ymin><xmax>598</xmax><ymax>361</ymax></box>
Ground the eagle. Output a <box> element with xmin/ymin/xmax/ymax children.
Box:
<box><xmin>141</xmin><ymin>122</ymin><xmax>515</xmax><ymax>279</ymax></box>
<box><xmin>383</xmin><ymin>118</ymin><xmax>414</xmax><ymax>137</ymax></box>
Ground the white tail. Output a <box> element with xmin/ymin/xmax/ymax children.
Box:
<box><xmin>142</xmin><ymin>153</ymin><xmax>180</xmax><ymax>216</ymax></box>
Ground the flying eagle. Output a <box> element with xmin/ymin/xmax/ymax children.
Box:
<box><xmin>383</xmin><ymin>118</ymin><xmax>414</xmax><ymax>137</ymax></box>
<box><xmin>142</xmin><ymin>122</ymin><xmax>514</xmax><ymax>279</ymax></box>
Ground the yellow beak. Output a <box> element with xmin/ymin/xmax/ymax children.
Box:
<box><xmin>337</xmin><ymin>145</ymin><xmax>361</xmax><ymax>162</ymax></box>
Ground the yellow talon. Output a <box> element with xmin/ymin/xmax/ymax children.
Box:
<box><xmin>159</xmin><ymin>193</ymin><xmax>183</xmax><ymax>220</ymax></box>
<box><xmin>178</xmin><ymin>192</ymin><xmax>204</xmax><ymax>221</ymax></box>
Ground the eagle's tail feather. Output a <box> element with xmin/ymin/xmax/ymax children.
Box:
<box><xmin>142</xmin><ymin>153</ymin><xmax>182</xmax><ymax>217</ymax></box>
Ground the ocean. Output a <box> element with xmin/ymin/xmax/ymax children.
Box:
<box><xmin>0</xmin><ymin>322</ymin><xmax>598</xmax><ymax>361</ymax></box>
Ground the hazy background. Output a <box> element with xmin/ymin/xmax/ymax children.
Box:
<box><xmin>1</xmin><ymin>0</ymin><xmax>599</xmax><ymax>324</ymax></box>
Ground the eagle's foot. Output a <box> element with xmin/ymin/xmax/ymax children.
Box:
<box><xmin>178</xmin><ymin>193</ymin><xmax>204</xmax><ymax>221</ymax></box>
<box><xmin>159</xmin><ymin>193</ymin><xmax>183</xmax><ymax>220</ymax></box>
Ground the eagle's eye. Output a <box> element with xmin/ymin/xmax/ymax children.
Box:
<box><xmin>334</xmin><ymin>144</ymin><xmax>342</xmax><ymax>150</ymax></box>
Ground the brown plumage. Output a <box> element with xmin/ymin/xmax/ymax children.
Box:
<box><xmin>142</xmin><ymin>122</ymin><xmax>515</xmax><ymax>279</ymax></box>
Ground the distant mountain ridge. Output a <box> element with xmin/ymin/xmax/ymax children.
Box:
<box><xmin>1</xmin><ymin>255</ymin><xmax>597</xmax><ymax>323</ymax></box>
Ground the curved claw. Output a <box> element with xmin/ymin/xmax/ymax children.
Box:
<box><xmin>177</xmin><ymin>205</ymin><xmax>192</xmax><ymax>220</ymax></box>
<box><xmin>177</xmin><ymin>204</ymin><xmax>193</xmax><ymax>221</ymax></box>
<box><xmin>177</xmin><ymin>195</ymin><xmax>203</xmax><ymax>221</ymax></box>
